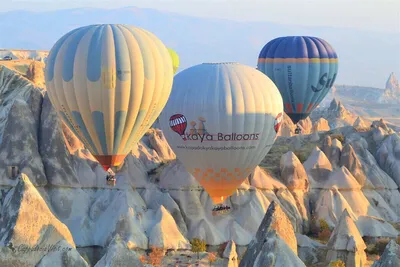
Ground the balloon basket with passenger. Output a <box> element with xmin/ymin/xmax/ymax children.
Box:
<box><xmin>105</xmin><ymin>168</ymin><xmax>117</xmax><ymax>186</ymax></box>
<box><xmin>294</xmin><ymin>125</ymin><xmax>302</xmax><ymax>135</ymax></box>
<box><xmin>211</xmin><ymin>197</ymin><xmax>232</xmax><ymax>216</ymax></box>
<box><xmin>212</xmin><ymin>204</ymin><xmax>231</xmax><ymax>216</ymax></box>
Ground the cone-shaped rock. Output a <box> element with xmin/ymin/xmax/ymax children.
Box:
<box><xmin>280</xmin><ymin>151</ymin><xmax>309</xmax><ymax>190</ymax></box>
<box><xmin>326</xmin><ymin>209</ymin><xmax>367</xmax><ymax>267</ymax></box>
<box><xmin>303</xmin><ymin>147</ymin><xmax>332</xmax><ymax>186</ymax></box>
<box><xmin>239</xmin><ymin>201</ymin><xmax>299</xmax><ymax>267</ymax></box>
<box><xmin>340</xmin><ymin>144</ymin><xmax>367</xmax><ymax>186</ymax></box>
<box><xmin>0</xmin><ymin>174</ymin><xmax>75</xmax><ymax>266</ymax></box>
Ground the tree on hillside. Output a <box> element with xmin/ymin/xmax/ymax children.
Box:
<box><xmin>191</xmin><ymin>238</ymin><xmax>207</xmax><ymax>261</ymax></box>
<box><xmin>208</xmin><ymin>252</ymin><xmax>217</xmax><ymax>266</ymax></box>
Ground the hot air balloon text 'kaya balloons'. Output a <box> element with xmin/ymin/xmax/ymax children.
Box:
<box><xmin>258</xmin><ymin>36</ymin><xmax>338</xmax><ymax>125</ymax></box>
<box><xmin>45</xmin><ymin>24</ymin><xmax>174</xmax><ymax>172</ymax></box>
<box><xmin>159</xmin><ymin>62</ymin><xmax>283</xmax><ymax>205</ymax></box>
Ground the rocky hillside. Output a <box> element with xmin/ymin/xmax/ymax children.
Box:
<box><xmin>318</xmin><ymin>73</ymin><xmax>400</xmax><ymax>126</ymax></box>
<box><xmin>0</xmin><ymin>49</ymin><xmax>48</xmax><ymax>62</ymax></box>
<box><xmin>0</xmin><ymin>66</ymin><xmax>400</xmax><ymax>266</ymax></box>
<box><xmin>379</xmin><ymin>73</ymin><xmax>400</xmax><ymax>104</ymax></box>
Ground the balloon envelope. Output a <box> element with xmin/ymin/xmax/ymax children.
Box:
<box><xmin>45</xmin><ymin>24</ymin><xmax>173</xmax><ymax>170</ymax></box>
<box><xmin>257</xmin><ymin>36</ymin><xmax>338</xmax><ymax>124</ymax></box>
<box><xmin>159</xmin><ymin>62</ymin><xmax>283</xmax><ymax>204</ymax></box>
<box><xmin>167</xmin><ymin>48</ymin><xmax>180</xmax><ymax>74</ymax></box>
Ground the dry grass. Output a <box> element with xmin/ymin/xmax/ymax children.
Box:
<box><xmin>139</xmin><ymin>247</ymin><xmax>165</xmax><ymax>266</ymax></box>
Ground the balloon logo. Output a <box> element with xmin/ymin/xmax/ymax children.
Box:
<box><xmin>169</xmin><ymin>114</ymin><xmax>187</xmax><ymax>140</ymax></box>
<box><xmin>159</xmin><ymin>62</ymin><xmax>283</xmax><ymax>205</ymax></box>
<box><xmin>274</xmin><ymin>112</ymin><xmax>283</xmax><ymax>133</ymax></box>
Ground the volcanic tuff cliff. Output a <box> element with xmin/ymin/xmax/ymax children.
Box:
<box><xmin>0</xmin><ymin>65</ymin><xmax>399</xmax><ymax>266</ymax></box>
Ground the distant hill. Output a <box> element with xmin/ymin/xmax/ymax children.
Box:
<box><xmin>0</xmin><ymin>6</ymin><xmax>399</xmax><ymax>88</ymax></box>
<box><xmin>318</xmin><ymin>73</ymin><xmax>400</xmax><ymax>125</ymax></box>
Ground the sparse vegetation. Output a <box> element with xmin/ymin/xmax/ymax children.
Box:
<box><xmin>365</xmin><ymin>237</ymin><xmax>391</xmax><ymax>255</ymax></box>
<box><xmin>396</xmin><ymin>235</ymin><xmax>400</xmax><ymax>245</ymax></box>
<box><xmin>139</xmin><ymin>246</ymin><xmax>164</xmax><ymax>266</ymax></box>
<box><xmin>294</xmin><ymin>150</ymin><xmax>307</xmax><ymax>163</ymax></box>
<box><xmin>310</xmin><ymin>218</ymin><xmax>332</xmax><ymax>243</ymax></box>
<box><xmin>330</xmin><ymin>133</ymin><xmax>345</xmax><ymax>143</ymax></box>
<box><xmin>330</xmin><ymin>259</ymin><xmax>345</xmax><ymax>267</ymax></box>
<box><xmin>191</xmin><ymin>238</ymin><xmax>207</xmax><ymax>260</ymax></box>
<box><xmin>208</xmin><ymin>252</ymin><xmax>217</xmax><ymax>266</ymax></box>
<box><xmin>319</xmin><ymin>219</ymin><xmax>330</xmax><ymax>231</ymax></box>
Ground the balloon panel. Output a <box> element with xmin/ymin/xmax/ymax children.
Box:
<box><xmin>257</xmin><ymin>36</ymin><xmax>338</xmax><ymax>124</ymax></box>
<box><xmin>45</xmin><ymin>24</ymin><xmax>173</xmax><ymax>169</ymax></box>
<box><xmin>159</xmin><ymin>62</ymin><xmax>283</xmax><ymax>204</ymax></box>
<box><xmin>167</xmin><ymin>48</ymin><xmax>180</xmax><ymax>74</ymax></box>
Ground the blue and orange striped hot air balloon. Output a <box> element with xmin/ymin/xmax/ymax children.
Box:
<box><xmin>257</xmin><ymin>36</ymin><xmax>339</xmax><ymax>125</ymax></box>
<box><xmin>45</xmin><ymin>24</ymin><xmax>173</xmax><ymax>172</ymax></box>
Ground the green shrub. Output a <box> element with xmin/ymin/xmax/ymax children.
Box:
<box><xmin>294</xmin><ymin>151</ymin><xmax>307</xmax><ymax>163</ymax></box>
<box><xmin>319</xmin><ymin>219</ymin><xmax>330</xmax><ymax>231</ymax></box>
<box><xmin>191</xmin><ymin>238</ymin><xmax>207</xmax><ymax>260</ymax></box>
<box><xmin>330</xmin><ymin>259</ymin><xmax>345</xmax><ymax>267</ymax></box>
<box><xmin>366</xmin><ymin>237</ymin><xmax>391</xmax><ymax>255</ymax></box>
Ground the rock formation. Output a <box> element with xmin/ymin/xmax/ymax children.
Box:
<box><xmin>312</xmin><ymin>118</ymin><xmax>330</xmax><ymax>133</ymax></box>
<box><xmin>325</xmin><ymin>209</ymin><xmax>367</xmax><ymax>267</ymax></box>
<box><xmin>353</xmin><ymin>116</ymin><xmax>368</xmax><ymax>130</ymax></box>
<box><xmin>239</xmin><ymin>201</ymin><xmax>300</xmax><ymax>267</ymax></box>
<box><xmin>0</xmin><ymin>65</ymin><xmax>400</xmax><ymax>266</ymax></box>
<box><xmin>26</xmin><ymin>60</ymin><xmax>45</xmax><ymax>88</ymax></box>
<box><xmin>372</xmin><ymin>239</ymin><xmax>400</xmax><ymax>267</ymax></box>
<box><xmin>0</xmin><ymin>174</ymin><xmax>76</xmax><ymax>267</ymax></box>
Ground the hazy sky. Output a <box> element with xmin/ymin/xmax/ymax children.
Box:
<box><xmin>5</xmin><ymin>0</ymin><xmax>400</xmax><ymax>33</ymax></box>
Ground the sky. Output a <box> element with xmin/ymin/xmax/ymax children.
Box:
<box><xmin>4</xmin><ymin>0</ymin><xmax>400</xmax><ymax>33</ymax></box>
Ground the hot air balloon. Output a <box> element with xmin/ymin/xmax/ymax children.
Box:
<box><xmin>167</xmin><ymin>48</ymin><xmax>180</xmax><ymax>74</ymax></box>
<box><xmin>45</xmin><ymin>24</ymin><xmax>174</xmax><ymax>184</ymax></box>
<box><xmin>159</xmin><ymin>62</ymin><xmax>283</xmax><ymax>211</ymax></box>
<box><xmin>257</xmin><ymin>36</ymin><xmax>338</xmax><ymax>134</ymax></box>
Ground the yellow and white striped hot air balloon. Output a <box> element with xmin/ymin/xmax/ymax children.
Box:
<box><xmin>159</xmin><ymin>62</ymin><xmax>283</xmax><ymax>206</ymax></box>
<box><xmin>45</xmin><ymin>24</ymin><xmax>173</xmax><ymax>171</ymax></box>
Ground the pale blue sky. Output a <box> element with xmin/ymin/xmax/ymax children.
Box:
<box><xmin>5</xmin><ymin>0</ymin><xmax>400</xmax><ymax>33</ymax></box>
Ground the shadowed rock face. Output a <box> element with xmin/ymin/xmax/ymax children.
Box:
<box><xmin>0</xmin><ymin>174</ymin><xmax>75</xmax><ymax>267</ymax></box>
<box><xmin>0</xmin><ymin>66</ymin><xmax>46</xmax><ymax>186</ymax></box>
<box><xmin>0</xmin><ymin>99</ymin><xmax>47</xmax><ymax>186</ymax></box>
<box><xmin>376</xmin><ymin>134</ymin><xmax>400</xmax><ymax>186</ymax></box>
<box><xmin>39</xmin><ymin>94</ymin><xmax>80</xmax><ymax>187</ymax></box>
<box><xmin>340</xmin><ymin>144</ymin><xmax>367</xmax><ymax>186</ymax></box>
<box><xmin>94</xmin><ymin>235</ymin><xmax>144</xmax><ymax>267</ymax></box>
<box><xmin>372</xmin><ymin>240</ymin><xmax>400</xmax><ymax>267</ymax></box>
<box><xmin>239</xmin><ymin>201</ymin><xmax>300</xmax><ymax>267</ymax></box>
<box><xmin>280</xmin><ymin>151</ymin><xmax>309</xmax><ymax>191</ymax></box>
<box><xmin>36</xmin><ymin>240</ymin><xmax>89</xmax><ymax>267</ymax></box>
<box><xmin>304</xmin><ymin>146</ymin><xmax>333</xmax><ymax>186</ymax></box>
